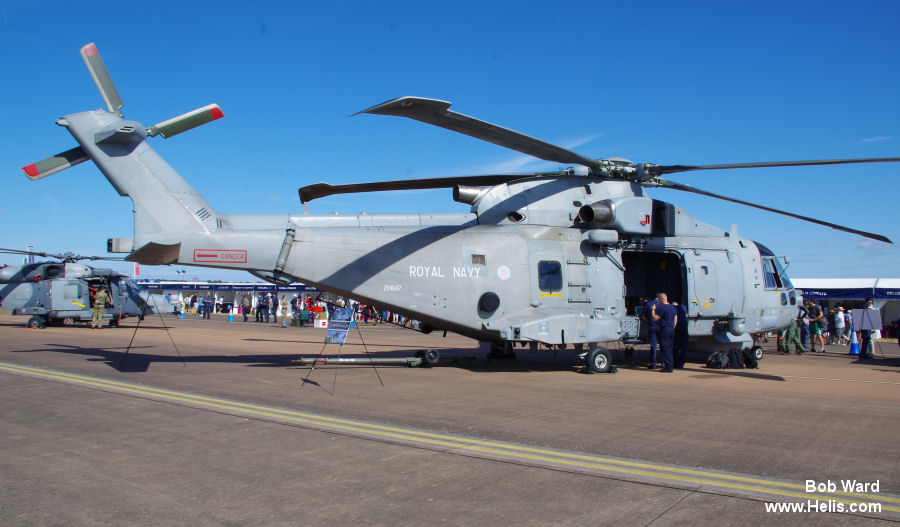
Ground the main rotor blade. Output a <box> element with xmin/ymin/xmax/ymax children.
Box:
<box><xmin>357</xmin><ymin>97</ymin><xmax>604</xmax><ymax>171</ymax></box>
<box><xmin>0</xmin><ymin>248</ymin><xmax>124</xmax><ymax>262</ymax></box>
<box><xmin>654</xmin><ymin>178</ymin><xmax>892</xmax><ymax>244</ymax></box>
<box><xmin>147</xmin><ymin>104</ymin><xmax>225</xmax><ymax>138</ymax></box>
<box><xmin>650</xmin><ymin>157</ymin><xmax>900</xmax><ymax>176</ymax></box>
<box><xmin>0</xmin><ymin>248</ymin><xmax>64</xmax><ymax>260</ymax></box>
<box><xmin>80</xmin><ymin>43</ymin><xmax>124</xmax><ymax>116</ymax></box>
<box><xmin>300</xmin><ymin>174</ymin><xmax>535</xmax><ymax>203</ymax></box>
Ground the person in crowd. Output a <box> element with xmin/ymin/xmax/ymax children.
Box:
<box><xmin>843</xmin><ymin>310</ymin><xmax>853</xmax><ymax>343</ymax></box>
<box><xmin>781</xmin><ymin>315</ymin><xmax>807</xmax><ymax>354</ymax></box>
<box><xmin>280</xmin><ymin>295</ymin><xmax>290</xmax><ymax>327</ymax></box>
<box><xmin>201</xmin><ymin>292</ymin><xmax>212</xmax><ymax>320</ymax></box>
<box><xmin>859</xmin><ymin>298</ymin><xmax>877</xmax><ymax>360</ymax></box>
<box><xmin>799</xmin><ymin>300</ymin><xmax>810</xmax><ymax>349</ymax></box>
<box><xmin>261</xmin><ymin>293</ymin><xmax>271</xmax><ymax>323</ymax></box>
<box><xmin>270</xmin><ymin>293</ymin><xmax>278</xmax><ymax>324</ymax></box>
<box><xmin>807</xmin><ymin>300</ymin><xmax>826</xmax><ymax>353</ymax></box>
<box><xmin>242</xmin><ymin>295</ymin><xmax>251</xmax><ymax>322</ymax></box>
<box><xmin>832</xmin><ymin>307</ymin><xmax>846</xmax><ymax>345</ymax></box>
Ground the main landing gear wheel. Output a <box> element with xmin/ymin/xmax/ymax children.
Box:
<box><xmin>586</xmin><ymin>346</ymin><xmax>613</xmax><ymax>374</ymax></box>
<box><xmin>751</xmin><ymin>345</ymin><xmax>763</xmax><ymax>361</ymax></box>
<box><xmin>414</xmin><ymin>349</ymin><xmax>440</xmax><ymax>367</ymax></box>
<box><xmin>26</xmin><ymin>316</ymin><xmax>47</xmax><ymax>329</ymax></box>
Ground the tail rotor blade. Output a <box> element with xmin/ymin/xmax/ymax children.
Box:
<box><xmin>80</xmin><ymin>43</ymin><xmax>124</xmax><ymax>116</ymax></box>
<box><xmin>21</xmin><ymin>146</ymin><xmax>88</xmax><ymax>180</ymax></box>
<box><xmin>147</xmin><ymin>104</ymin><xmax>225</xmax><ymax>138</ymax></box>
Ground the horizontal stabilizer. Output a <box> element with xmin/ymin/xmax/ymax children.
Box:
<box><xmin>147</xmin><ymin>104</ymin><xmax>224</xmax><ymax>138</ymax></box>
<box><xmin>125</xmin><ymin>242</ymin><xmax>181</xmax><ymax>265</ymax></box>
<box><xmin>22</xmin><ymin>146</ymin><xmax>88</xmax><ymax>180</ymax></box>
<box><xmin>80</xmin><ymin>42</ymin><xmax>124</xmax><ymax>116</ymax></box>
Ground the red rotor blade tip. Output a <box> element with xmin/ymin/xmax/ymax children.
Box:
<box><xmin>22</xmin><ymin>164</ymin><xmax>40</xmax><ymax>179</ymax></box>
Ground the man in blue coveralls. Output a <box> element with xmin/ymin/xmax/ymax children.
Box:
<box><xmin>651</xmin><ymin>293</ymin><xmax>678</xmax><ymax>373</ymax></box>
<box><xmin>642</xmin><ymin>296</ymin><xmax>660</xmax><ymax>369</ymax></box>
<box><xmin>672</xmin><ymin>301</ymin><xmax>689</xmax><ymax>369</ymax></box>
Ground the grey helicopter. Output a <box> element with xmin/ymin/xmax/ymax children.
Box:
<box><xmin>20</xmin><ymin>42</ymin><xmax>897</xmax><ymax>372</ymax></box>
<box><xmin>0</xmin><ymin>248</ymin><xmax>151</xmax><ymax>328</ymax></box>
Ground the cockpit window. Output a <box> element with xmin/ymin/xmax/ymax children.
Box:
<box><xmin>755</xmin><ymin>241</ymin><xmax>793</xmax><ymax>290</ymax></box>
<box><xmin>774</xmin><ymin>257</ymin><xmax>793</xmax><ymax>289</ymax></box>
<box><xmin>762</xmin><ymin>258</ymin><xmax>782</xmax><ymax>289</ymax></box>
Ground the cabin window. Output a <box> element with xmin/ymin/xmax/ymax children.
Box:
<box><xmin>538</xmin><ymin>261</ymin><xmax>563</xmax><ymax>291</ymax></box>
<box><xmin>471</xmin><ymin>254</ymin><xmax>486</xmax><ymax>266</ymax></box>
<box><xmin>64</xmin><ymin>284</ymin><xmax>80</xmax><ymax>300</ymax></box>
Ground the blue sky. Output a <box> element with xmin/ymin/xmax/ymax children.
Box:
<box><xmin>1</xmin><ymin>1</ymin><xmax>898</xmax><ymax>281</ymax></box>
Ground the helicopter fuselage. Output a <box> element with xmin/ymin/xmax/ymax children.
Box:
<box><xmin>107</xmin><ymin>175</ymin><xmax>797</xmax><ymax>350</ymax></box>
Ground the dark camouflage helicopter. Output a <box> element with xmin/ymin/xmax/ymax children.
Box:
<box><xmin>0</xmin><ymin>248</ymin><xmax>149</xmax><ymax>328</ymax></box>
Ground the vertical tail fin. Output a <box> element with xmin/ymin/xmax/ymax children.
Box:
<box><xmin>21</xmin><ymin>43</ymin><xmax>226</xmax><ymax>262</ymax></box>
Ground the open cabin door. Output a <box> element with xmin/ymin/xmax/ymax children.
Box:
<box><xmin>622</xmin><ymin>251</ymin><xmax>685</xmax><ymax>315</ymax></box>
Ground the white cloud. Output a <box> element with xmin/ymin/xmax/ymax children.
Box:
<box><xmin>459</xmin><ymin>132</ymin><xmax>607</xmax><ymax>175</ymax></box>
<box><xmin>858</xmin><ymin>239</ymin><xmax>893</xmax><ymax>251</ymax></box>
<box><xmin>42</xmin><ymin>195</ymin><xmax>61</xmax><ymax>212</ymax></box>
<box><xmin>853</xmin><ymin>136</ymin><xmax>892</xmax><ymax>146</ymax></box>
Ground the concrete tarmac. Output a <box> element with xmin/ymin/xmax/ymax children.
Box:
<box><xmin>0</xmin><ymin>312</ymin><xmax>898</xmax><ymax>526</ymax></box>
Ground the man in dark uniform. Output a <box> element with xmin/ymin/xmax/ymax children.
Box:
<box><xmin>651</xmin><ymin>293</ymin><xmax>678</xmax><ymax>373</ymax></box>
<box><xmin>672</xmin><ymin>301</ymin><xmax>688</xmax><ymax>369</ymax></box>
<box><xmin>201</xmin><ymin>292</ymin><xmax>212</xmax><ymax>320</ymax></box>
<box><xmin>641</xmin><ymin>296</ymin><xmax>661</xmax><ymax>369</ymax></box>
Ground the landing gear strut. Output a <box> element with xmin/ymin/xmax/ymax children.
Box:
<box><xmin>489</xmin><ymin>341</ymin><xmax>516</xmax><ymax>360</ymax></box>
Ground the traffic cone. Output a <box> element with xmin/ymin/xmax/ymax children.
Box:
<box><xmin>848</xmin><ymin>328</ymin><xmax>859</xmax><ymax>356</ymax></box>
<box><xmin>227</xmin><ymin>308</ymin><xmax>234</xmax><ymax>322</ymax></box>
